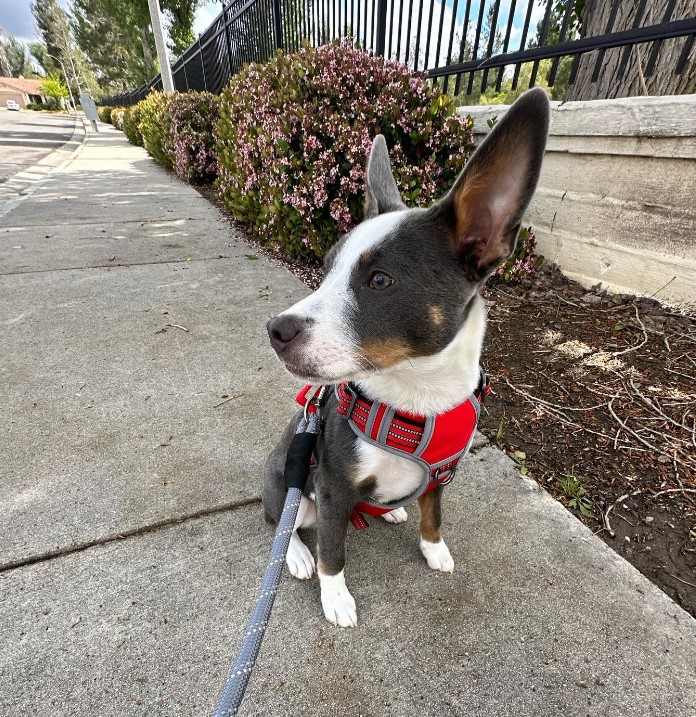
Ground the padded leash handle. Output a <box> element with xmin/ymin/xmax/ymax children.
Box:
<box><xmin>211</xmin><ymin>396</ymin><xmax>322</xmax><ymax>717</ymax></box>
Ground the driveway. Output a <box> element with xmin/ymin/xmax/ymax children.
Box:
<box><xmin>0</xmin><ymin>108</ymin><xmax>76</xmax><ymax>184</ymax></box>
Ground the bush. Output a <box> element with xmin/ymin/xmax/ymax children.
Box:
<box><xmin>489</xmin><ymin>227</ymin><xmax>544</xmax><ymax>285</ymax></box>
<box><xmin>97</xmin><ymin>106</ymin><xmax>113</xmax><ymax>123</ymax></box>
<box><xmin>216</xmin><ymin>41</ymin><xmax>474</xmax><ymax>260</ymax></box>
<box><xmin>123</xmin><ymin>103</ymin><xmax>144</xmax><ymax>146</ymax></box>
<box><xmin>138</xmin><ymin>91</ymin><xmax>174</xmax><ymax>167</ymax></box>
<box><xmin>163</xmin><ymin>91</ymin><xmax>220</xmax><ymax>183</ymax></box>
<box><xmin>111</xmin><ymin>108</ymin><xmax>126</xmax><ymax>130</ymax></box>
<box><xmin>25</xmin><ymin>102</ymin><xmax>41</xmax><ymax>111</ymax></box>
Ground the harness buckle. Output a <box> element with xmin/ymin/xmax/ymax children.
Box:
<box><xmin>434</xmin><ymin>464</ymin><xmax>457</xmax><ymax>486</ymax></box>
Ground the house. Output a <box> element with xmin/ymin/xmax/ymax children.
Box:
<box><xmin>0</xmin><ymin>77</ymin><xmax>46</xmax><ymax>108</ymax></box>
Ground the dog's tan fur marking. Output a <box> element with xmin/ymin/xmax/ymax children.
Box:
<box><xmin>317</xmin><ymin>559</ymin><xmax>340</xmax><ymax>576</ymax></box>
<box><xmin>429</xmin><ymin>305</ymin><xmax>444</xmax><ymax>327</ymax></box>
<box><xmin>359</xmin><ymin>249</ymin><xmax>374</xmax><ymax>264</ymax></box>
<box><xmin>361</xmin><ymin>338</ymin><xmax>411</xmax><ymax>369</ymax></box>
<box><xmin>418</xmin><ymin>490</ymin><xmax>441</xmax><ymax>543</ymax></box>
<box><xmin>358</xmin><ymin>474</ymin><xmax>377</xmax><ymax>494</ymax></box>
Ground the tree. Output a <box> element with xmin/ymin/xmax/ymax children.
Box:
<box><xmin>566</xmin><ymin>0</ymin><xmax>696</xmax><ymax>100</ymax></box>
<box><xmin>0</xmin><ymin>32</ymin><xmax>10</xmax><ymax>76</ymax></box>
<box><xmin>28</xmin><ymin>42</ymin><xmax>56</xmax><ymax>74</ymax></box>
<box><xmin>2</xmin><ymin>35</ymin><xmax>35</xmax><ymax>77</ymax></box>
<box><xmin>31</xmin><ymin>0</ymin><xmax>101</xmax><ymax>98</ymax></box>
<box><xmin>164</xmin><ymin>0</ymin><xmax>202</xmax><ymax>57</ymax></box>
<box><xmin>40</xmin><ymin>73</ymin><xmax>69</xmax><ymax>105</ymax></box>
<box><xmin>72</xmin><ymin>0</ymin><xmax>152</xmax><ymax>91</ymax></box>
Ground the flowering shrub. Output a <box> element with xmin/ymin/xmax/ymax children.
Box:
<box><xmin>111</xmin><ymin>108</ymin><xmax>126</xmax><ymax>130</ymax></box>
<box><xmin>163</xmin><ymin>91</ymin><xmax>220</xmax><ymax>183</ymax></box>
<box><xmin>489</xmin><ymin>227</ymin><xmax>544</xmax><ymax>284</ymax></box>
<box><xmin>123</xmin><ymin>104</ymin><xmax>144</xmax><ymax>146</ymax></box>
<box><xmin>138</xmin><ymin>91</ymin><xmax>174</xmax><ymax>168</ymax></box>
<box><xmin>216</xmin><ymin>41</ymin><xmax>475</xmax><ymax>260</ymax></box>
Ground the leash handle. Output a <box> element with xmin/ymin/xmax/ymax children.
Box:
<box><xmin>211</xmin><ymin>407</ymin><xmax>321</xmax><ymax>717</ymax></box>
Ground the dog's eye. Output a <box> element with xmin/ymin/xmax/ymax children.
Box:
<box><xmin>368</xmin><ymin>271</ymin><xmax>394</xmax><ymax>290</ymax></box>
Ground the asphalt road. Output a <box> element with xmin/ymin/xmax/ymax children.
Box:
<box><xmin>0</xmin><ymin>107</ymin><xmax>76</xmax><ymax>183</ymax></box>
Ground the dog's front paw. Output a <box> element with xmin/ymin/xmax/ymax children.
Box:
<box><xmin>319</xmin><ymin>570</ymin><xmax>357</xmax><ymax>628</ymax></box>
<box><xmin>382</xmin><ymin>507</ymin><xmax>408</xmax><ymax>524</ymax></box>
<box><xmin>286</xmin><ymin>533</ymin><xmax>315</xmax><ymax>579</ymax></box>
<box><xmin>420</xmin><ymin>539</ymin><xmax>454</xmax><ymax>573</ymax></box>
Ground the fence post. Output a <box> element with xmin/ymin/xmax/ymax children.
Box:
<box><xmin>199</xmin><ymin>36</ymin><xmax>208</xmax><ymax>91</ymax></box>
<box><xmin>375</xmin><ymin>0</ymin><xmax>388</xmax><ymax>56</ymax></box>
<box><xmin>272</xmin><ymin>0</ymin><xmax>284</xmax><ymax>49</ymax></box>
<box><xmin>222</xmin><ymin>4</ymin><xmax>235</xmax><ymax>83</ymax></box>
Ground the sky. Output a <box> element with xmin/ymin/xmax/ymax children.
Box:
<box><xmin>0</xmin><ymin>0</ymin><xmax>545</xmax><ymax>70</ymax></box>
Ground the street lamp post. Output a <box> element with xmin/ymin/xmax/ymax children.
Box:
<box><xmin>46</xmin><ymin>53</ymin><xmax>77</xmax><ymax>114</ymax></box>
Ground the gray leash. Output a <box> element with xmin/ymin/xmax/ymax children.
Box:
<box><xmin>211</xmin><ymin>395</ymin><xmax>323</xmax><ymax>717</ymax></box>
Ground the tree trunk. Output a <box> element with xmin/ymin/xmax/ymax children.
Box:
<box><xmin>566</xmin><ymin>0</ymin><xmax>696</xmax><ymax>100</ymax></box>
<box><xmin>139</xmin><ymin>26</ymin><xmax>156</xmax><ymax>78</ymax></box>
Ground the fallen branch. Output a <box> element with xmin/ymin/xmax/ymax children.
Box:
<box><xmin>612</xmin><ymin>304</ymin><xmax>648</xmax><ymax>357</ymax></box>
<box><xmin>167</xmin><ymin>323</ymin><xmax>189</xmax><ymax>332</ymax></box>
<box><xmin>652</xmin><ymin>487</ymin><xmax>696</xmax><ymax>499</ymax></box>
<box><xmin>607</xmin><ymin>399</ymin><xmax>696</xmax><ymax>470</ymax></box>
<box><xmin>503</xmin><ymin>377</ymin><xmax>606</xmax><ymax>413</ymax></box>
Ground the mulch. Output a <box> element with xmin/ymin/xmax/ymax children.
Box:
<box><xmin>479</xmin><ymin>263</ymin><xmax>696</xmax><ymax>618</ymax></box>
<box><xmin>199</xmin><ymin>185</ymin><xmax>696</xmax><ymax>618</ymax></box>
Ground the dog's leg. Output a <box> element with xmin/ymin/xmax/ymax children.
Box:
<box><xmin>382</xmin><ymin>507</ymin><xmax>408</xmax><ymax>523</ymax></box>
<box><xmin>285</xmin><ymin>496</ymin><xmax>316</xmax><ymax>580</ymax></box>
<box><xmin>418</xmin><ymin>487</ymin><xmax>454</xmax><ymax>573</ymax></box>
<box><xmin>315</xmin><ymin>487</ymin><xmax>357</xmax><ymax>628</ymax></box>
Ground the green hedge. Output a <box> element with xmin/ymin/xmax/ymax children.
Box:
<box><xmin>137</xmin><ymin>91</ymin><xmax>174</xmax><ymax>168</ymax></box>
<box><xmin>123</xmin><ymin>104</ymin><xmax>144</xmax><ymax>146</ymax></box>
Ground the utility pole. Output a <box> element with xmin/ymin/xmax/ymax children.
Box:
<box><xmin>147</xmin><ymin>0</ymin><xmax>175</xmax><ymax>92</ymax></box>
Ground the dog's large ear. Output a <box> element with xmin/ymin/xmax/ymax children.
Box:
<box><xmin>364</xmin><ymin>135</ymin><xmax>406</xmax><ymax>220</ymax></box>
<box><xmin>438</xmin><ymin>87</ymin><xmax>550</xmax><ymax>279</ymax></box>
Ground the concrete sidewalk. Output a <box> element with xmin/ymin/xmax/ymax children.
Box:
<box><xmin>1</xmin><ymin>125</ymin><xmax>695</xmax><ymax>717</ymax></box>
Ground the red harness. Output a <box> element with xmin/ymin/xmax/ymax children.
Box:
<box><xmin>296</xmin><ymin>371</ymin><xmax>490</xmax><ymax>529</ymax></box>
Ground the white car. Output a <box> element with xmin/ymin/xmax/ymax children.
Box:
<box><xmin>6</xmin><ymin>100</ymin><xmax>20</xmax><ymax>111</ymax></box>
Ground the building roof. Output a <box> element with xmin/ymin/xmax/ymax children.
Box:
<box><xmin>0</xmin><ymin>77</ymin><xmax>45</xmax><ymax>94</ymax></box>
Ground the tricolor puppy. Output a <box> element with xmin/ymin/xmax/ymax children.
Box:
<box><xmin>264</xmin><ymin>88</ymin><xmax>549</xmax><ymax>627</ymax></box>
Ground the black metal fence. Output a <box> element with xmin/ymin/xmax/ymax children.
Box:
<box><xmin>104</xmin><ymin>0</ymin><xmax>696</xmax><ymax>105</ymax></box>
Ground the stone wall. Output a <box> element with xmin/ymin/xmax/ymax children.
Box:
<box><xmin>460</xmin><ymin>95</ymin><xmax>696</xmax><ymax>310</ymax></box>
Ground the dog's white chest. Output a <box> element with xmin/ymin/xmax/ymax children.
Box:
<box><xmin>354</xmin><ymin>440</ymin><xmax>424</xmax><ymax>503</ymax></box>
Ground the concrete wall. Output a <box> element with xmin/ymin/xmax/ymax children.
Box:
<box><xmin>460</xmin><ymin>95</ymin><xmax>696</xmax><ymax>310</ymax></box>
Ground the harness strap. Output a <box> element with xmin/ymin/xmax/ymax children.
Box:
<box><xmin>295</xmin><ymin>369</ymin><xmax>490</xmax><ymax>530</ymax></box>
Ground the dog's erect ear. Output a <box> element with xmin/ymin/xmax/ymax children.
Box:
<box><xmin>439</xmin><ymin>87</ymin><xmax>550</xmax><ymax>278</ymax></box>
<box><xmin>364</xmin><ymin>134</ymin><xmax>406</xmax><ymax>220</ymax></box>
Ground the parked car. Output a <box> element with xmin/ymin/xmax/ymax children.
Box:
<box><xmin>6</xmin><ymin>100</ymin><xmax>20</xmax><ymax>111</ymax></box>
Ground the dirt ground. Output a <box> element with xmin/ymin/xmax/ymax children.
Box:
<box><xmin>479</xmin><ymin>263</ymin><xmax>696</xmax><ymax>618</ymax></box>
<box><xmin>201</xmin><ymin>186</ymin><xmax>696</xmax><ymax>617</ymax></box>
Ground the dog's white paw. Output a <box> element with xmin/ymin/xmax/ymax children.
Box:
<box><xmin>420</xmin><ymin>539</ymin><xmax>454</xmax><ymax>573</ymax></box>
<box><xmin>319</xmin><ymin>571</ymin><xmax>357</xmax><ymax>628</ymax></box>
<box><xmin>286</xmin><ymin>532</ymin><xmax>315</xmax><ymax>580</ymax></box>
<box><xmin>382</xmin><ymin>507</ymin><xmax>408</xmax><ymax>524</ymax></box>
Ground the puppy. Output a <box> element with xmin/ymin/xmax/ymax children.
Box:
<box><xmin>263</xmin><ymin>88</ymin><xmax>550</xmax><ymax>627</ymax></box>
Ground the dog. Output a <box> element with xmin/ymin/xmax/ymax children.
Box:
<box><xmin>263</xmin><ymin>88</ymin><xmax>550</xmax><ymax>627</ymax></box>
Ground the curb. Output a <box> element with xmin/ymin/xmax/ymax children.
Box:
<box><xmin>0</xmin><ymin>113</ymin><xmax>89</xmax><ymax>219</ymax></box>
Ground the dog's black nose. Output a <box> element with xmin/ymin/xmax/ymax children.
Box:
<box><xmin>267</xmin><ymin>315</ymin><xmax>304</xmax><ymax>352</ymax></box>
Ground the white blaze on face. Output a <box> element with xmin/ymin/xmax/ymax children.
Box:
<box><xmin>279</xmin><ymin>210</ymin><xmax>408</xmax><ymax>382</ymax></box>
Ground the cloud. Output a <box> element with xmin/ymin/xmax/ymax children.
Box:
<box><xmin>0</xmin><ymin>2</ymin><xmax>36</xmax><ymax>41</ymax></box>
